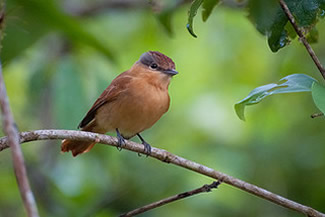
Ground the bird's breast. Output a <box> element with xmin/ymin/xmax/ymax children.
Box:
<box><xmin>96</xmin><ymin>78</ymin><xmax>170</xmax><ymax>138</ymax></box>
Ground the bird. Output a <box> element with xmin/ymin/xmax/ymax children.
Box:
<box><xmin>61</xmin><ymin>51</ymin><xmax>178</xmax><ymax>157</ymax></box>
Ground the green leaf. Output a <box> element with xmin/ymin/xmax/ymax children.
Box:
<box><xmin>289</xmin><ymin>0</ymin><xmax>319</xmax><ymax>27</ymax></box>
<box><xmin>156</xmin><ymin>1</ymin><xmax>179</xmax><ymax>36</ymax></box>
<box><xmin>312</xmin><ymin>82</ymin><xmax>325</xmax><ymax>114</ymax></box>
<box><xmin>284</xmin><ymin>21</ymin><xmax>297</xmax><ymax>39</ymax></box>
<box><xmin>319</xmin><ymin>0</ymin><xmax>325</xmax><ymax>9</ymax></box>
<box><xmin>157</xmin><ymin>10</ymin><xmax>174</xmax><ymax>36</ymax></box>
<box><xmin>3</xmin><ymin>0</ymin><xmax>115</xmax><ymax>62</ymax></box>
<box><xmin>247</xmin><ymin>0</ymin><xmax>324</xmax><ymax>52</ymax></box>
<box><xmin>247</xmin><ymin>0</ymin><xmax>289</xmax><ymax>52</ymax></box>
<box><xmin>1</xmin><ymin>1</ymin><xmax>50</xmax><ymax>63</ymax></box>
<box><xmin>202</xmin><ymin>0</ymin><xmax>219</xmax><ymax>22</ymax></box>
<box><xmin>187</xmin><ymin>0</ymin><xmax>203</xmax><ymax>38</ymax></box>
<box><xmin>306</xmin><ymin>26</ymin><xmax>319</xmax><ymax>43</ymax></box>
<box><xmin>235</xmin><ymin>74</ymin><xmax>317</xmax><ymax>121</ymax></box>
<box><xmin>267</xmin><ymin>17</ymin><xmax>290</xmax><ymax>52</ymax></box>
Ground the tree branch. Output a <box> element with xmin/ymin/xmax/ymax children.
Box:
<box><xmin>0</xmin><ymin>130</ymin><xmax>324</xmax><ymax>217</ymax></box>
<box><xmin>0</xmin><ymin>62</ymin><xmax>39</xmax><ymax>216</ymax></box>
<box><xmin>120</xmin><ymin>181</ymin><xmax>221</xmax><ymax>217</ymax></box>
<box><xmin>279</xmin><ymin>0</ymin><xmax>325</xmax><ymax>80</ymax></box>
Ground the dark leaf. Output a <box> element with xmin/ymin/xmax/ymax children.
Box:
<box><xmin>202</xmin><ymin>0</ymin><xmax>219</xmax><ymax>22</ymax></box>
<box><xmin>288</xmin><ymin>0</ymin><xmax>319</xmax><ymax>27</ymax></box>
<box><xmin>187</xmin><ymin>0</ymin><xmax>203</xmax><ymax>38</ymax></box>
<box><xmin>247</xmin><ymin>0</ymin><xmax>324</xmax><ymax>52</ymax></box>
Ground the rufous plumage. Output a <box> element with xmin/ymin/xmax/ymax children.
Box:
<box><xmin>61</xmin><ymin>51</ymin><xmax>177</xmax><ymax>156</ymax></box>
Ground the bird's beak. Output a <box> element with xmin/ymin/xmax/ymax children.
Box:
<box><xmin>163</xmin><ymin>69</ymin><xmax>178</xmax><ymax>76</ymax></box>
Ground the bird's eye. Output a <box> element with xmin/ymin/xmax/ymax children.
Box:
<box><xmin>150</xmin><ymin>63</ymin><xmax>158</xmax><ymax>69</ymax></box>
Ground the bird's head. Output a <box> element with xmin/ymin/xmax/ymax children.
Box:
<box><xmin>137</xmin><ymin>51</ymin><xmax>178</xmax><ymax>77</ymax></box>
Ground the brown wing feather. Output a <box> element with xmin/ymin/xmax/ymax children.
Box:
<box><xmin>78</xmin><ymin>72</ymin><xmax>133</xmax><ymax>129</ymax></box>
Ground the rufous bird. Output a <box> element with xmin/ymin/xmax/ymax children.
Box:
<box><xmin>61</xmin><ymin>51</ymin><xmax>178</xmax><ymax>156</ymax></box>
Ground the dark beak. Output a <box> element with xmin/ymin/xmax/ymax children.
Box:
<box><xmin>164</xmin><ymin>69</ymin><xmax>178</xmax><ymax>76</ymax></box>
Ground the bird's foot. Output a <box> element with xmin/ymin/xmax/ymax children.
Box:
<box><xmin>137</xmin><ymin>133</ymin><xmax>151</xmax><ymax>157</ymax></box>
<box><xmin>142</xmin><ymin>141</ymin><xmax>151</xmax><ymax>157</ymax></box>
<box><xmin>116</xmin><ymin>129</ymin><xmax>126</xmax><ymax>151</ymax></box>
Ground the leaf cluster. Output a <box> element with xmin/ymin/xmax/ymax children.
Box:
<box><xmin>187</xmin><ymin>0</ymin><xmax>325</xmax><ymax>51</ymax></box>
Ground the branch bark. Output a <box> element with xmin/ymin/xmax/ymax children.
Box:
<box><xmin>279</xmin><ymin>0</ymin><xmax>325</xmax><ymax>80</ymax></box>
<box><xmin>0</xmin><ymin>61</ymin><xmax>39</xmax><ymax>217</ymax></box>
<box><xmin>120</xmin><ymin>181</ymin><xmax>221</xmax><ymax>217</ymax></box>
<box><xmin>0</xmin><ymin>129</ymin><xmax>324</xmax><ymax>217</ymax></box>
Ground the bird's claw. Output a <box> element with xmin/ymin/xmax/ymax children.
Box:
<box><xmin>136</xmin><ymin>133</ymin><xmax>151</xmax><ymax>157</ymax></box>
<box><xmin>117</xmin><ymin>136</ymin><xmax>125</xmax><ymax>151</ymax></box>
<box><xmin>142</xmin><ymin>141</ymin><xmax>151</xmax><ymax>157</ymax></box>
<box><xmin>137</xmin><ymin>142</ymin><xmax>151</xmax><ymax>157</ymax></box>
<box><xmin>116</xmin><ymin>129</ymin><xmax>126</xmax><ymax>151</ymax></box>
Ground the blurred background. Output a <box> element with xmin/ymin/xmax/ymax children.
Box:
<box><xmin>1</xmin><ymin>0</ymin><xmax>325</xmax><ymax>216</ymax></box>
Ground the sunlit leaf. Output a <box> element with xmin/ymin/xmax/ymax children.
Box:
<box><xmin>312</xmin><ymin>82</ymin><xmax>325</xmax><ymax>114</ymax></box>
<box><xmin>235</xmin><ymin>74</ymin><xmax>317</xmax><ymax>121</ymax></box>
<box><xmin>202</xmin><ymin>0</ymin><xmax>219</xmax><ymax>22</ymax></box>
<box><xmin>187</xmin><ymin>0</ymin><xmax>203</xmax><ymax>38</ymax></box>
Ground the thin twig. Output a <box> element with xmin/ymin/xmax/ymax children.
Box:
<box><xmin>0</xmin><ymin>62</ymin><xmax>39</xmax><ymax>217</ymax></box>
<box><xmin>0</xmin><ymin>130</ymin><xmax>324</xmax><ymax>217</ymax></box>
<box><xmin>120</xmin><ymin>181</ymin><xmax>221</xmax><ymax>217</ymax></box>
<box><xmin>279</xmin><ymin>0</ymin><xmax>325</xmax><ymax>80</ymax></box>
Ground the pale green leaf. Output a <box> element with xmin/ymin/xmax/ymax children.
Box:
<box><xmin>235</xmin><ymin>74</ymin><xmax>317</xmax><ymax>121</ymax></box>
<box><xmin>311</xmin><ymin>82</ymin><xmax>325</xmax><ymax>113</ymax></box>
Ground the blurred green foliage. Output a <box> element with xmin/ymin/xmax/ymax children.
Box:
<box><xmin>189</xmin><ymin>0</ymin><xmax>325</xmax><ymax>52</ymax></box>
<box><xmin>1</xmin><ymin>0</ymin><xmax>325</xmax><ymax>217</ymax></box>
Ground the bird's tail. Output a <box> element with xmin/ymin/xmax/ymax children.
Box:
<box><xmin>61</xmin><ymin>123</ymin><xmax>104</xmax><ymax>157</ymax></box>
<box><xmin>61</xmin><ymin>139</ymin><xmax>96</xmax><ymax>157</ymax></box>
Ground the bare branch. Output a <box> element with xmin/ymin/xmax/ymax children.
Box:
<box><xmin>0</xmin><ymin>63</ymin><xmax>39</xmax><ymax>216</ymax></box>
<box><xmin>0</xmin><ymin>129</ymin><xmax>324</xmax><ymax>217</ymax></box>
<box><xmin>120</xmin><ymin>181</ymin><xmax>221</xmax><ymax>217</ymax></box>
<box><xmin>279</xmin><ymin>0</ymin><xmax>325</xmax><ymax>80</ymax></box>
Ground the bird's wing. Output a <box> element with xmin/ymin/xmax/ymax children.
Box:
<box><xmin>78</xmin><ymin>73</ymin><xmax>132</xmax><ymax>129</ymax></box>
